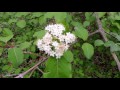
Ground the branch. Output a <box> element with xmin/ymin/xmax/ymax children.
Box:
<box><xmin>28</xmin><ymin>67</ymin><xmax>37</xmax><ymax>78</ymax></box>
<box><xmin>15</xmin><ymin>57</ymin><xmax>48</xmax><ymax>78</ymax></box>
<box><xmin>95</xmin><ymin>12</ymin><xmax>108</xmax><ymax>41</ymax></box>
<box><xmin>36</xmin><ymin>67</ymin><xmax>44</xmax><ymax>74</ymax></box>
<box><xmin>89</xmin><ymin>30</ymin><xmax>100</xmax><ymax>36</ymax></box>
<box><xmin>95</xmin><ymin>12</ymin><xmax>120</xmax><ymax>71</ymax></box>
<box><xmin>23</xmin><ymin>51</ymin><xmax>39</xmax><ymax>56</ymax></box>
<box><xmin>3</xmin><ymin>74</ymin><xmax>18</xmax><ymax>78</ymax></box>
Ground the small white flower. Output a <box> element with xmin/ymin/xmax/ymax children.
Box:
<box><xmin>37</xmin><ymin>39</ymin><xmax>42</xmax><ymax>46</ymax></box>
<box><xmin>58</xmin><ymin>35</ymin><xmax>66</xmax><ymax>42</ymax></box>
<box><xmin>55</xmin><ymin>43</ymin><xmax>66</xmax><ymax>56</ymax></box>
<box><xmin>37</xmin><ymin>39</ymin><xmax>43</xmax><ymax>50</ymax></box>
<box><xmin>52</xmin><ymin>41</ymin><xmax>59</xmax><ymax>47</ymax></box>
<box><xmin>65</xmin><ymin>32</ymin><xmax>76</xmax><ymax>44</ymax></box>
<box><xmin>45</xmin><ymin>24</ymin><xmax>65</xmax><ymax>37</ymax></box>
<box><xmin>55</xmin><ymin>53</ymin><xmax>63</xmax><ymax>59</ymax></box>
<box><xmin>43</xmin><ymin>45</ymin><xmax>51</xmax><ymax>53</ymax></box>
<box><xmin>64</xmin><ymin>44</ymin><xmax>69</xmax><ymax>51</ymax></box>
<box><xmin>43</xmin><ymin>32</ymin><xmax>52</xmax><ymax>45</ymax></box>
<box><xmin>49</xmin><ymin>51</ymin><xmax>55</xmax><ymax>57</ymax></box>
<box><xmin>37</xmin><ymin>24</ymin><xmax>76</xmax><ymax>59</ymax></box>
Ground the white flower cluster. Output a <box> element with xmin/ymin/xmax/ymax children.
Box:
<box><xmin>37</xmin><ymin>24</ymin><xmax>76</xmax><ymax>59</ymax></box>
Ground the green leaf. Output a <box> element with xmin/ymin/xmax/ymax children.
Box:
<box><xmin>44</xmin><ymin>12</ymin><xmax>67</xmax><ymax>23</ymax></box>
<box><xmin>24</xmin><ymin>54</ymin><xmax>30</xmax><ymax>59</ymax></box>
<box><xmin>110</xmin><ymin>43</ymin><xmax>120</xmax><ymax>52</ymax></box>
<box><xmin>114</xmin><ymin>15</ymin><xmax>120</xmax><ymax>20</ymax></box>
<box><xmin>83</xmin><ymin>21</ymin><xmax>90</xmax><ymax>27</ymax></box>
<box><xmin>39</xmin><ymin>16</ymin><xmax>46</xmax><ymax>25</ymax></box>
<box><xmin>8</xmin><ymin>48</ymin><xmax>24</xmax><ymax>67</ymax></box>
<box><xmin>0</xmin><ymin>48</ymin><xmax>3</xmax><ymax>56</ymax></box>
<box><xmin>15</xmin><ymin>68</ymin><xmax>21</xmax><ymax>74</ymax></box>
<box><xmin>30</xmin><ymin>45</ymin><xmax>36</xmax><ymax>52</ymax></box>
<box><xmin>98</xmin><ymin>12</ymin><xmax>106</xmax><ymax>18</ymax></box>
<box><xmin>111</xmin><ymin>21</ymin><xmax>120</xmax><ymax>29</ymax></box>
<box><xmin>75</xmin><ymin>27</ymin><xmax>88</xmax><ymax>41</ymax></box>
<box><xmin>63</xmin><ymin>50</ymin><xmax>73</xmax><ymax>62</ymax></box>
<box><xmin>110</xmin><ymin>32</ymin><xmax>120</xmax><ymax>41</ymax></box>
<box><xmin>0</xmin><ymin>28</ymin><xmax>14</xmax><ymax>43</ymax></box>
<box><xmin>32</xmin><ymin>12</ymin><xmax>43</xmax><ymax>18</ymax></box>
<box><xmin>33</xmin><ymin>30</ymin><xmax>46</xmax><ymax>39</ymax></box>
<box><xmin>20</xmin><ymin>42</ymin><xmax>31</xmax><ymax>50</ymax></box>
<box><xmin>104</xmin><ymin>41</ymin><xmax>120</xmax><ymax>52</ymax></box>
<box><xmin>30</xmin><ymin>54</ymin><xmax>37</xmax><ymax>59</ymax></box>
<box><xmin>0</xmin><ymin>27</ymin><xmax>2</xmax><ymax>32</ymax></box>
<box><xmin>2</xmin><ymin>58</ymin><xmax>7</xmax><ymax>64</ymax></box>
<box><xmin>79</xmin><ymin>60</ymin><xmax>83</xmax><ymax>65</ymax></box>
<box><xmin>16</xmin><ymin>20</ymin><xmax>26</xmax><ymax>28</ymax></box>
<box><xmin>82</xmin><ymin>43</ymin><xmax>94</xmax><ymax>59</ymax></box>
<box><xmin>43</xmin><ymin>57</ymin><xmax>72</xmax><ymax>78</ymax></box>
<box><xmin>71</xmin><ymin>21</ymin><xmax>82</xmax><ymax>27</ymax></box>
<box><xmin>104</xmin><ymin>41</ymin><xmax>114</xmax><ymax>47</ymax></box>
<box><xmin>2</xmin><ymin>65</ymin><xmax>10</xmax><ymax>71</ymax></box>
<box><xmin>109</xmin><ymin>12</ymin><xmax>120</xmax><ymax>20</ymax></box>
<box><xmin>111</xmin><ymin>61</ymin><xmax>117</xmax><ymax>66</ymax></box>
<box><xmin>85</xmin><ymin>12</ymin><xmax>95</xmax><ymax>22</ymax></box>
<box><xmin>8</xmin><ymin>19</ymin><xmax>17</xmax><ymax>24</ymax></box>
<box><xmin>15</xmin><ymin>12</ymin><xmax>29</xmax><ymax>17</ymax></box>
<box><xmin>66</xmin><ymin>14</ymin><xmax>72</xmax><ymax>23</ymax></box>
<box><xmin>94</xmin><ymin>39</ymin><xmax>104</xmax><ymax>46</ymax></box>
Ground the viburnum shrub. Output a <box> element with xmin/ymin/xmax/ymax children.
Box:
<box><xmin>1</xmin><ymin>12</ymin><xmax>120</xmax><ymax>78</ymax></box>
<box><xmin>36</xmin><ymin>24</ymin><xmax>76</xmax><ymax>78</ymax></box>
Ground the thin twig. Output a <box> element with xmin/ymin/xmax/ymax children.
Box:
<box><xmin>15</xmin><ymin>57</ymin><xmax>48</xmax><ymax>78</ymax></box>
<box><xmin>95</xmin><ymin>12</ymin><xmax>120</xmax><ymax>71</ymax></box>
<box><xmin>36</xmin><ymin>67</ymin><xmax>44</xmax><ymax>74</ymax></box>
<box><xmin>89</xmin><ymin>30</ymin><xmax>100</xmax><ymax>36</ymax></box>
<box><xmin>28</xmin><ymin>67</ymin><xmax>44</xmax><ymax>78</ymax></box>
<box><xmin>3</xmin><ymin>74</ymin><xmax>18</xmax><ymax>77</ymax></box>
<box><xmin>95</xmin><ymin>12</ymin><xmax>107</xmax><ymax>41</ymax></box>
<box><xmin>23</xmin><ymin>51</ymin><xmax>39</xmax><ymax>56</ymax></box>
<box><xmin>28</xmin><ymin>67</ymin><xmax>37</xmax><ymax>78</ymax></box>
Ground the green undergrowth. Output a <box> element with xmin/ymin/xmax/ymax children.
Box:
<box><xmin>0</xmin><ymin>12</ymin><xmax>120</xmax><ymax>78</ymax></box>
